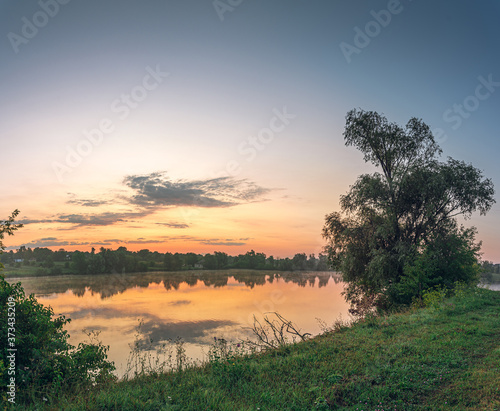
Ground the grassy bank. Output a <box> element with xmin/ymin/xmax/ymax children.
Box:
<box><xmin>13</xmin><ymin>287</ymin><xmax>500</xmax><ymax>410</ymax></box>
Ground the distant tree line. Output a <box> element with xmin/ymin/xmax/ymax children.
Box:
<box><xmin>1</xmin><ymin>246</ymin><xmax>330</xmax><ymax>275</ymax></box>
<box><xmin>482</xmin><ymin>261</ymin><xmax>500</xmax><ymax>273</ymax></box>
<box><xmin>481</xmin><ymin>260</ymin><xmax>500</xmax><ymax>283</ymax></box>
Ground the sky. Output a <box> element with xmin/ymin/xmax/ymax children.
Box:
<box><xmin>1</xmin><ymin>0</ymin><xmax>499</xmax><ymax>261</ymax></box>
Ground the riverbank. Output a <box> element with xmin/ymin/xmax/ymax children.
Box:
<box><xmin>13</xmin><ymin>286</ymin><xmax>499</xmax><ymax>410</ymax></box>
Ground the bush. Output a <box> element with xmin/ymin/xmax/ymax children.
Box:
<box><xmin>50</xmin><ymin>265</ymin><xmax>63</xmax><ymax>275</ymax></box>
<box><xmin>421</xmin><ymin>286</ymin><xmax>448</xmax><ymax>310</ymax></box>
<box><xmin>137</xmin><ymin>261</ymin><xmax>149</xmax><ymax>272</ymax></box>
<box><xmin>387</xmin><ymin>227</ymin><xmax>481</xmax><ymax>307</ymax></box>
<box><xmin>0</xmin><ymin>276</ymin><xmax>116</xmax><ymax>404</ymax></box>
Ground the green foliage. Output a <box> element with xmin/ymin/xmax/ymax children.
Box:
<box><xmin>234</xmin><ymin>250</ymin><xmax>267</xmax><ymax>270</ymax></box>
<box><xmin>1</xmin><ymin>211</ymin><xmax>116</xmax><ymax>406</ymax></box>
<box><xmin>207</xmin><ymin>338</ymin><xmax>250</xmax><ymax>364</ymax></box>
<box><xmin>0</xmin><ymin>272</ymin><xmax>116</xmax><ymax>404</ymax></box>
<box><xmin>323</xmin><ymin>109</ymin><xmax>495</xmax><ymax>313</ymax></box>
<box><xmin>389</xmin><ymin>226</ymin><xmax>482</xmax><ymax>306</ymax></box>
<box><xmin>421</xmin><ymin>286</ymin><xmax>448</xmax><ymax>310</ymax></box>
<box><xmin>71</xmin><ymin>251</ymin><xmax>88</xmax><ymax>274</ymax></box>
<box><xmin>292</xmin><ymin>253</ymin><xmax>308</xmax><ymax>271</ymax></box>
<box><xmin>163</xmin><ymin>252</ymin><xmax>182</xmax><ymax>271</ymax></box>
<box><xmin>0</xmin><ymin>210</ymin><xmax>23</xmax><ymax>271</ymax></box>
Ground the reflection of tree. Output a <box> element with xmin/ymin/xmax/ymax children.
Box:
<box><xmin>317</xmin><ymin>273</ymin><xmax>332</xmax><ymax>288</ymax></box>
<box><xmin>19</xmin><ymin>270</ymin><xmax>342</xmax><ymax>300</ymax></box>
<box><xmin>232</xmin><ymin>270</ymin><xmax>270</xmax><ymax>289</ymax></box>
<box><xmin>71</xmin><ymin>287</ymin><xmax>88</xmax><ymax>297</ymax></box>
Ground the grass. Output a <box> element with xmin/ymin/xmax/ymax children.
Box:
<box><xmin>11</xmin><ymin>287</ymin><xmax>500</xmax><ymax>410</ymax></box>
<box><xmin>1</xmin><ymin>264</ymin><xmax>43</xmax><ymax>277</ymax></box>
<box><xmin>1</xmin><ymin>261</ymin><xmax>72</xmax><ymax>277</ymax></box>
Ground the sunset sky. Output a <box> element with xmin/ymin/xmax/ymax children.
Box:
<box><xmin>1</xmin><ymin>1</ymin><xmax>499</xmax><ymax>261</ymax></box>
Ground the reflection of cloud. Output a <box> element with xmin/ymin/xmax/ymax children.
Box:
<box><xmin>62</xmin><ymin>306</ymin><xmax>128</xmax><ymax>321</ymax></box>
<box><xmin>124</xmin><ymin>172</ymin><xmax>271</xmax><ymax>208</ymax></box>
<box><xmin>169</xmin><ymin>300</ymin><xmax>191</xmax><ymax>306</ymax></box>
<box><xmin>64</xmin><ymin>306</ymin><xmax>236</xmax><ymax>345</ymax></box>
<box><xmin>138</xmin><ymin>317</ymin><xmax>237</xmax><ymax>345</ymax></box>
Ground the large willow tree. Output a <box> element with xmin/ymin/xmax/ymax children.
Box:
<box><xmin>323</xmin><ymin>109</ymin><xmax>495</xmax><ymax>313</ymax></box>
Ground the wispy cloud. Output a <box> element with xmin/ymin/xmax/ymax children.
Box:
<box><xmin>161</xmin><ymin>235</ymin><xmax>249</xmax><ymax>247</ymax></box>
<box><xmin>17</xmin><ymin>218</ymin><xmax>56</xmax><ymax>225</ymax></box>
<box><xmin>7</xmin><ymin>238</ymin><xmax>112</xmax><ymax>249</ymax></box>
<box><xmin>124</xmin><ymin>172</ymin><xmax>271</xmax><ymax>208</ymax></box>
<box><xmin>155</xmin><ymin>222</ymin><xmax>190</xmax><ymax>229</ymax></box>
<box><xmin>66</xmin><ymin>198</ymin><xmax>110</xmax><ymax>207</ymax></box>
<box><xmin>19</xmin><ymin>212</ymin><xmax>149</xmax><ymax>228</ymax></box>
<box><xmin>17</xmin><ymin>172</ymin><xmax>271</xmax><ymax>230</ymax></box>
<box><xmin>200</xmin><ymin>240</ymin><xmax>246</xmax><ymax>246</ymax></box>
<box><xmin>125</xmin><ymin>239</ymin><xmax>164</xmax><ymax>244</ymax></box>
<box><xmin>56</xmin><ymin>212</ymin><xmax>149</xmax><ymax>227</ymax></box>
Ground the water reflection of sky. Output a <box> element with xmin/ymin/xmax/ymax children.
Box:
<box><xmin>11</xmin><ymin>271</ymin><xmax>350</xmax><ymax>378</ymax></box>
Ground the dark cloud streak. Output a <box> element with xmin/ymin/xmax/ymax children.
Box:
<box><xmin>124</xmin><ymin>172</ymin><xmax>271</xmax><ymax>208</ymax></box>
<box><xmin>18</xmin><ymin>172</ymin><xmax>271</xmax><ymax>230</ymax></box>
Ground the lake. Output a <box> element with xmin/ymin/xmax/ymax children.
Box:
<box><xmin>7</xmin><ymin>270</ymin><xmax>350</xmax><ymax>378</ymax></box>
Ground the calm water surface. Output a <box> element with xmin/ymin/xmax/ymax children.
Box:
<box><xmin>9</xmin><ymin>270</ymin><xmax>349</xmax><ymax>378</ymax></box>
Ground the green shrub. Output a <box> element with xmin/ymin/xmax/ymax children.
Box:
<box><xmin>0</xmin><ymin>276</ymin><xmax>116</xmax><ymax>404</ymax></box>
<box><xmin>388</xmin><ymin>227</ymin><xmax>481</xmax><ymax>307</ymax></box>
<box><xmin>49</xmin><ymin>265</ymin><xmax>63</xmax><ymax>275</ymax></box>
<box><xmin>421</xmin><ymin>286</ymin><xmax>448</xmax><ymax>310</ymax></box>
